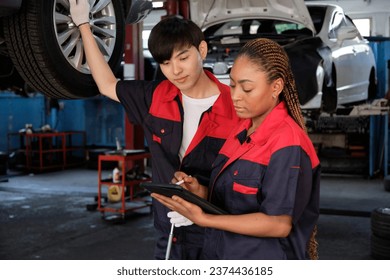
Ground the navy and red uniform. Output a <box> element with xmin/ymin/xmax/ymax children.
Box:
<box><xmin>203</xmin><ymin>101</ymin><xmax>320</xmax><ymax>259</ymax></box>
<box><xmin>116</xmin><ymin>70</ymin><xmax>240</xmax><ymax>259</ymax></box>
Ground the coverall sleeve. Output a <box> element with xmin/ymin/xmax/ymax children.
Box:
<box><xmin>116</xmin><ymin>80</ymin><xmax>160</xmax><ymax>125</ymax></box>
<box><xmin>260</xmin><ymin>145</ymin><xmax>313</xmax><ymax>223</ymax></box>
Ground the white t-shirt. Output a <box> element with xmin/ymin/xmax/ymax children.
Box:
<box><xmin>179</xmin><ymin>93</ymin><xmax>220</xmax><ymax>161</ymax></box>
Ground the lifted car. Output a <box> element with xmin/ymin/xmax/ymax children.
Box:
<box><xmin>0</xmin><ymin>0</ymin><xmax>152</xmax><ymax>98</ymax></box>
<box><xmin>190</xmin><ymin>0</ymin><xmax>377</xmax><ymax>114</ymax></box>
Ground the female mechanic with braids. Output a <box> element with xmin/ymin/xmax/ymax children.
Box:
<box><xmin>152</xmin><ymin>38</ymin><xmax>321</xmax><ymax>260</ymax></box>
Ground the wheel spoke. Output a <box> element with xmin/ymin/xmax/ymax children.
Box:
<box><xmin>93</xmin><ymin>15</ymin><xmax>116</xmax><ymax>26</ymax></box>
<box><xmin>55</xmin><ymin>12</ymin><xmax>71</xmax><ymax>24</ymax></box>
<box><xmin>62</xmin><ymin>30</ymin><xmax>81</xmax><ymax>58</ymax></box>
<box><xmin>72</xmin><ymin>40</ymin><xmax>86</xmax><ymax>70</ymax></box>
<box><xmin>94</xmin><ymin>35</ymin><xmax>111</xmax><ymax>57</ymax></box>
<box><xmin>57</xmin><ymin>27</ymin><xmax>76</xmax><ymax>45</ymax></box>
<box><xmin>92</xmin><ymin>23</ymin><xmax>116</xmax><ymax>38</ymax></box>
<box><xmin>91</xmin><ymin>0</ymin><xmax>111</xmax><ymax>14</ymax></box>
<box><xmin>54</xmin><ymin>0</ymin><xmax>117</xmax><ymax>73</ymax></box>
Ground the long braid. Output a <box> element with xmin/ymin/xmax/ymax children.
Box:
<box><xmin>237</xmin><ymin>38</ymin><xmax>318</xmax><ymax>260</ymax></box>
<box><xmin>284</xmin><ymin>70</ymin><xmax>307</xmax><ymax>132</ymax></box>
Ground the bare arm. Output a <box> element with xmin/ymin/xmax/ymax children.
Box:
<box><xmin>78</xmin><ymin>24</ymin><xmax>119</xmax><ymax>101</ymax></box>
<box><xmin>151</xmin><ymin>193</ymin><xmax>292</xmax><ymax>238</ymax></box>
<box><xmin>201</xmin><ymin>211</ymin><xmax>292</xmax><ymax>238</ymax></box>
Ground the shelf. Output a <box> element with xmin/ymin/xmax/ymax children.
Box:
<box><xmin>22</xmin><ymin>131</ymin><xmax>86</xmax><ymax>172</ymax></box>
<box><xmin>97</xmin><ymin>152</ymin><xmax>152</xmax><ymax>218</ymax></box>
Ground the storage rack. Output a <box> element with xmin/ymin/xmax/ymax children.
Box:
<box><xmin>97</xmin><ymin>151</ymin><xmax>152</xmax><ymax>219</ymax></box>
<box><xmin>23</xmin><ymin>131</ymin><xmax>86</xmax><ymax>172</ymax></box>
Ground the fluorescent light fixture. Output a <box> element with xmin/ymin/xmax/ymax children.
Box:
<box><xmin>152</xmin><ymin>1</ymin><xmax>164</xmax><ymax>8</ymax></box>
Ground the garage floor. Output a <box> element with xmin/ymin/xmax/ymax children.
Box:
<box><xmin>0</xmin><ymin>167</ymin><xmax>389</xmax><ymax>260</ymax></box>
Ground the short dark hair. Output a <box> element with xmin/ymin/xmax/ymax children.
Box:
<box><xmin>148</xmin><ymin>16</ymin><xmax>204</xmax><ymax>64</ymax></box>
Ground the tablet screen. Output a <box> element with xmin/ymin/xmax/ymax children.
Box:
<box><xmin>140</xmin><ymin>182</ymin><xmax>227</xmax><ymax>215</ymax></box>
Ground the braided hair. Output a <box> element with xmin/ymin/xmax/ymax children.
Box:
<box><xmin>236</xmin><ymin>38</ymin><xmax>306</xmax><ymax>132</ymax></box>
<box><xmin>236</xmin><ymin>38</ymin><xmax>318</xmax><ymax>260</ymax></box>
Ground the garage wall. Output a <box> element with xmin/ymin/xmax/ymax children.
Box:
<box><xmin>81</xmin><ymin>96</ymin><xmax>125</xmax><ymax>148</ymax></box>
<box><xmin>1</xmin><ymin>93</ymin><xmax>125</xmax><ymax>153</ymax></box>
<box><xmin>0</xmin><ymin>92</ymin><xmax>46</xmax><ymax>152</ymax></box>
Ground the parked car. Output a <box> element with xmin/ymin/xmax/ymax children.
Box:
<box><xmin>190</xmin><ymin>0</ymin><xmax>377</xmax><ymax>114</ymax></box>
<box><xmin>0</xmin><ymin>0</ymin><xmax>152</xmax><ymax>98</ymax></box>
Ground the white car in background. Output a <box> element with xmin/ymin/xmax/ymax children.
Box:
<box><xmin>190</xmin><ymin>0</ymin><xmax>377</xmax><ymax>114</ymax></box>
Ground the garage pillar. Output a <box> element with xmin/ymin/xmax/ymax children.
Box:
<box><xmin>123</xmin><ymin>23</ymin><xmax>145</xmax><ymax>150</ymax></box>
<box><xmin>368</xmin><ymin>37</ymin><xmax>390</xmax><ymax>98</ymax></box>
<box><xmin>163</xmin><ymin>0</ymin><xmax>189</xmax><ymax>18</ymax></box>
<box><xmin>179</xmin><ymin>0</ymin><xmax>190</xmax><ymax>19</ymax></box>
<box><xmin>164</xmin><ymin>0</ymin><xmax>178</xmax><ymax>16</ymax></box>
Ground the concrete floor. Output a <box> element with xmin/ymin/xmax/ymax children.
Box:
<box><xmin>1</xmin><ymin>168</ymin><xmax>390</xmax><ymax>260</ymax></box>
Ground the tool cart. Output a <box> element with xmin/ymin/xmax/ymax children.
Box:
<box><xmin>97</xmin><ymin>150</ymin><xmax>152</xmax><ymax>219</ymax></box>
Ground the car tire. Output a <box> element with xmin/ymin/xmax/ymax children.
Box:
<box><xmin>371</xmin><ymin>207</ymin><xmax>390</xmax><ymax>238</ymax></box>
<box><xmin>371</xmin><ymin>206</ymin><xmax>390</xmax><ymax>259</ymax></box>
<box><xmin>2</xmin><ymin>0</ymin><xmax>125</xmax><ymax>99</ymax></box>
<box><xmin>384</xmin><ymin>176</ymin><xmax>390</xmax><ymax>192</ymax></box>
<box><xmin>368</xmin><ymin>69</ymin><xmax>377</xmax><ymax>100</ymax></box>
<box><xmin>371</xmin><ymin>233</ymin><xmax>390</xmax><ymax>259</ymax></box>
<box><xmin>321</xmin><ymin>84</ymin><xmax>337</xmax><ymax>113</ymax></box>
<box><xmin>321</xmin><ymin>65</ymin><xmax>337</xmax><ymax>113</ymax></box>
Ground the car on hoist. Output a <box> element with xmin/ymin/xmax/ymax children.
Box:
<box><xmin>0</xmin><ymin>0</ymin><xmax>152</xmax><ymax>98</ymax></box>
<box><xmin>189</xmin><ymin>0</ymin><xmax>377</xmax><ymax>114</ymax></box>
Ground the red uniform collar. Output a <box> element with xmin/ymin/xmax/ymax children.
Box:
<box><xmin>150</xmin><ymin>70</ymin><xmax>237</xmax><ymax>121</ymax></box>
<box><xmin>235</xmin><ymin>101</ymin><xmax>289</xmax><ymax>146</ymax></box>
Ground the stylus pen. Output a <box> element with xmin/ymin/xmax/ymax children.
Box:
<box><xmin>175</xmin><ymin>179</ymin><xmax>185</xmax><ymax>185</ymax></box>
<box><xmin>176</xmin><ymin>175</ymin><xmax>192</xmax><ymax>186</ymax></box>
<box><xmin>165</xmin><ymin>223</ymin><xmax>175</xmax><ymax>260</ymax></box>
<box><xmin>165</xmin><ymin>178</ymin><xmax>185</xmax><ymax>260</ymax></box>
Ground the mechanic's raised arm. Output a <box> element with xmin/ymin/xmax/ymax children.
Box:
<box><xmin>69</xmin><ymin>0</ymin><xmax>119</xmax><ymax>102</ymax></box>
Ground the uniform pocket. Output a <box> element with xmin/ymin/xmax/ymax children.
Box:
<box><xmin>227</xmin><ymin>182</ymin><xmax>260</xmax><ymax>214</ymax></box>
<box><xmin>151</xmin><ymin>123</ymin><xmax>173</xmax><ymax>141</ymax></box>
<box><xmin>224</xmin><ymin>160</ymin><xmax>264</xmax><ymax>213</ymax></box>
<box><xmin>233</xmin><ymin>182</ymin><xmax>258</xmax><ymax>194</ymax></box>
<box><xmin>149</xmin><ymin>119</ymin><xmax>178</xmax><ymax>156</ymax></box>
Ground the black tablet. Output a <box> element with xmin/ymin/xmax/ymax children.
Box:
<box><xmin>140</xmin><ymin>182</ymin><xmax>227</xmax><ymax>215</ymax></box>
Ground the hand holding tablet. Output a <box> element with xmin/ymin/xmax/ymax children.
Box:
<box><xmin>140</xmin><ymin>182</ymin><xmax>227</xmax><ymax>215</ymax></box>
